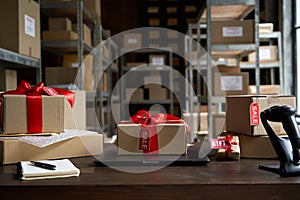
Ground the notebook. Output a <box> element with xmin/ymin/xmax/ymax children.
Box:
<box><xmin>17</xmin><ymin>159</ymin><xmax>80</xmax><ymax>180</ymax></box>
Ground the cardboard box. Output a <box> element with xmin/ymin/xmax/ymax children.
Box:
<box><xmin>65</xmin><ymin>90</ymin><xmax>86</xmax><ymax>130</ymax></box>
<box><xmin>43</xmin><ymin>30</ymin><xmax>78</xmax><ymax>41</ymax></box>
<box><xmin>45</xmin><ymin>67</ymin><xmax>78</xmax><ymax>86</ymax></box>
<box><xmin>168</xmin><ymin>43</ymin><xmax>179</xmax><ymax>52</ymax></box>
<box><xmin>149</xmin><ymin>54</ymin><xmax>166</xmax><ymax>65</ymax></box>
<box><xmin>211</xmin><ymin>20</ymin><xmax>255</xmax><ymax>44</ymax></box>
<box><xmin>63</xmin><ymin>54</ymin><xmax>94</xmax><ymax>91</ymax></box>
<box><xmin>149</xmin><ymin>18</ymin><xmax>160</xmax><ymax>26</ymax></box>
<box><xmin>2</xmin><ymin>95</ymin><xmax>65</xmax><ymax>134</ymax></box>
<box><xmin>149</xmin><ymin>30</ymin><xmax>160</xmax><ymax>39</ymax></box>
<box><xmin>123</xmin><ymin>33</ymin><xmax>142</xmax><ymax>49</ymax></box>
<box><xmin>126</xmin><ymin>62</ymin><xmax>147</xmax><ymax>67</ymax></box>
<box><xmin>0</xmin><ymin>70</ymin><xmax>17</xmax><ymax>91</ymax></box>
<box><xmin>167</xmin><ymin>18</ymin><xmax>178</xmax><ymax>26</ymax></box>
<box><xmin>117</xmin><ymin>123</ymin><xmax>186</xmax><ymax>155</ymax></box>
<box><xmin>226</xmin><ymin>95</ymin><xmax>296</xmax><ymax>136</ymax></box>
<box><xmin>48</xmin><ymin>17</ymin><xmax>72</xmax><ymax>31</ymax></box>
<box><xmin>213</xmin><ymin>113</ymin><xmax>226</xmax><ymax>137</ymax></box>
<box><xmin>248</xmin><ymin>85</ymin><xmax>280</xmax><ymax>95</ymax></box>
<box><xmin>125</xmin><ymin>88</ymin><xmax>144</xmax><ymax>101</ymax></box>
<box><xmin>167</xmin><ymin>30</ymin><xmax>178</xmax><ymax>39</ymax></box>
<box><xmin>149</xmin><ymin>88</ymin><xmax>168</xmax><ymax>100</ymax></box>
<box><xmin>214</xmin><ymin>65</ymin><xmax>240</xmax><ymax>73</ymax></box>
<box><xmin>259</xmin><ymin>23</ymin><xmax>274</xmax><ymax>33</ymax></box>
<box><xmin>223</xmin><ymin>132</ymin><xmax>278</xmax><ymax>159</ymax></box>
<box><xmin>183</xmin><ymin>112</ymin><xmax>208</xmax><ymax>133</ymax></box>
<box><xmin>216</xmin><ymin>135</ymin><xmax>240</xmax><ymax>160</ymax></box>
<box><xmin>0</xmin><ymin>0</ymin><xmax>40</xmax><ymax>59</ymax></box>
<box><xmin>0</xmin><ymin>133</ymin><xmax>103</xmax><ymax>164</ymax></box>
<box><xmin>144</xmin><ymin>76</ymin><xmax>162</xmax><ymax>86</ymax></box>
<box><xmin>72</xmin><ymin>23</ymin><xmax>92</xmax><ymax>46</ymax></box>
<box><xmin>214</xmin><ymin>72</ymin><xmax>249</xmax><ymax>96</ymax></box>
<box><xmin>248</xmin><ymin>45</ymin><xmax>278</xmax><ymax>62</ymax></box>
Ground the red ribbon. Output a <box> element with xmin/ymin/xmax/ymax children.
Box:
<box><xmin>224</xmin><ymin>135</ymin><xmax>239</xmax><ymax>158</ymax></box>
<box><xmin>1</xmin><ymin>80</ymin><xmax>75</xmax><ymax>133</ymax></box>
<box><xmin>130</xmin><ymin>110</ymin><xmax>188</xmax><ymax>154</ymax></box>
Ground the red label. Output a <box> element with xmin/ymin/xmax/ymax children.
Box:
<box><xmin>250</xmin><ymin>102</ymin><xmax>260</xmax><ymax>125</ymax></box>
<box><xmin>139</xmin><ymin>127</ymin><xmax>150</xmax><ymax>151</ymax></box>
<box><xmin>210</xmin><ymin>138</ymin><xmax>227</xmax><ymax>149</ymax></box>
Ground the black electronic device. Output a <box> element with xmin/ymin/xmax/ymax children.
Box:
<box><xmin>259</xmin><ymin>105</ymin><xmax>300</xmax><ymax>177</ymax></box>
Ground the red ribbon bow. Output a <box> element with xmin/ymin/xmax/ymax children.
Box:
<box><xmin>130</xmin><ymin>110</ymin><xmax>188</xmax><ymax>154</ymax></box>
<box><xmin>224</xmin><ymin>135</ymin><xmax>239</xmax><ymax>157</ymax></box>
<box><xmin>1</xmin><ymin>80</ymin><xmax>75</xmax><ymax>133</ymax></box>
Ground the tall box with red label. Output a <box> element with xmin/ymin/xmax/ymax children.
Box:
<box><xmin>226</xmin><ymin>95</ymin><xmax>296</xmax><ymax>136</ymax></box>
<box><xmin>0</xmin><ymin>0</ymin><xmax>40</xmax><ymax>59</ymax></box>
<box><xmin>225</xmin><ymin>95</ymin><xmax>295</xmax><ymax>158</ymax></box>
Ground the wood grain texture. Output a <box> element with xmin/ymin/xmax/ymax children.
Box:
<box><xmin>1</xmin><ymin>156</ymin><xmax>300</xmax><ymax>199</ymax></box>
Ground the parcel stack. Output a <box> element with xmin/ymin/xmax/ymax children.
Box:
<box><xmin>0</xmin><ymin>81</ymin><xmax>103</xmax><ymax>164</ymax></box>
<box><xmin>224</xmin><ymin>95</ymin><xmax>296</xmax><ymax>158</ymax></box>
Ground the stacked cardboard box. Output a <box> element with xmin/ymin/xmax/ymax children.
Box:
<box><xmin>213</xmin><ymin>65</ymin><xmax>249</xmax><ymax>96</ymax></box>
<box><xmin>144</xmin><ymin>75</ymin><xmax>169</xmax><ymax>101</ymax></box>
<box><xmin>43</xmin><ymin>17</ymin><xmax>78</xmax><ymax>41</ymax></box>
<box><xmin>0</xmin><ymin>0</ymin><xmax>40</xmax><ymax>59</ymax></box>
<box><xmin>225</xmin><ymin>95</ymin><xmax>296</xmax><ymax>158</ymax></box>
<box><xmin>0</xmin><ymin>70</ymin><xmax>17</xmax><ymax>91</ymax></box>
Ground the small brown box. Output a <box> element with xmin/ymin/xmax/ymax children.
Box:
<box><xmin>214</xmin><ymin>72</ymin><xmax>249</xmax><ymax>96</ymax></box>
<box><xmin>117</xmin><ymin>123</ymin><xmax>186</xmax><ymax>155</ymax></box>
<box><xmin>223</xmin><ymin>132</ymin><xmax>278</xmax><ymax>159</ymax></box>
<box><xmin>43</xmin><ymin>30</ymin><xmax>78</xmax><ymax>41</ymax></box>
<box><xmin>248</xmin><ymin>45</ymin><xmax>278</xmax><ymax>62</ymax></box>
<box><xmin>211</xmin><ymin>20</ymin><xmax>255</xmax><ymax>44</ymax></box>
<box><xmin>248</xmin><ymin>85</ymin><xmax>281</xmax><ymax>95</ymax></box>
<box><xmin>149</xmin><ymin>30</ymin><xmax>160</xmax><ymax>39</ymax></box>
<box><xmin>126</xmin><ymin>88</ymin><xmax>144</xmax><ymax>101</ymax></box>
<box><xmin>72</xmin><ymin>23</ymin><xmax>92</xmax><ymax>46</ymax></box>
<box><xmin>0</xmin><ymin>69</ymin><xmax>17</xmax><ymax>91</ymax></box>
<box><xmin>123</xmin><ymin>33</ymin><xmax>142</xmax><ymax>49</ymax></box>
<box><xmin>49</xmin><ymin>17</ymin><xmax>72</xmax><ymax>31</ymax></box>
<box><xmin>149</xmin><ymin>88</ymin><xmax>168</xmax><ymax>100</ymax></box>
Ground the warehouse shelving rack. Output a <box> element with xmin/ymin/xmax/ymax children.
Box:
<box><xmin>0</xmin><ymin>48</ymin><xmax>41</xmax><ymax>83</ymax></box>
<box><xmin>184</xmin><ymin>0</ymin><xmax>260</xmax><ymax>138</ymax></box>
<box><xmin>119</xmin><ymin>48</ymin><xmax>174</xmax><ymax>120</ymax></box>
<box><xmin>41</xmin><ymin>0</ymin><xmax>115</xmax><ymax>134</ymax></box>
<box><xmin>240</xmin><ymin>31</ymin><xmax>283</xmax><ymax>93</ymax></box>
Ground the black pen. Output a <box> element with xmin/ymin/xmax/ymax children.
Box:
<box><xmin>30</xmin><ymin>161</ymin><xmax>56</xmax><ymax>170</ymax></box>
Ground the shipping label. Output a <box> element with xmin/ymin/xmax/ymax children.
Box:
<box><xmin>222</xmin><ymin>26</ymin><xmax>243</xmax><ymax>37</ymax></box>
<box><xmin>220</xmin><ymin>76</ymin><xmax>243</xmax><ymax>91</ymax></box>
<box><xmin>24</xmin><ymin>14</ymin><xmax>35</xmax><ymax>38</ymax></box>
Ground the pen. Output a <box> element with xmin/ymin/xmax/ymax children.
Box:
<box><xmin>30</xmin><ymin>161</ymin><xmax>56</xmax><ymax>170</ymax></box>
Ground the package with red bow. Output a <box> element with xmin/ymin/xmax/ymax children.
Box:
<box><xmin>0</xmin><ymin>80</ymin><xmax>76</xmax><ymax>134</ymax></box>
<box><xmin>117</xmin><ymin>110</ymin><xmax>188</xmax><ymax>155</ymax></box>
<box><xmin>211</xmin><ymin>135</ymin><xmax>240</xmax><ymax>160</ymax></box>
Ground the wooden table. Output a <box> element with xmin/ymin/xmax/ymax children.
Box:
<box><xmin>1</xmin><ymin>156</ymin><xmax>300</xmax><ymax>200</ymax></box>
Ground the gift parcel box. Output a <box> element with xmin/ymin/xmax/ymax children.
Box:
<box><xmin>216</xmin><ymin>135</ymin><xmax>240</xmax><ymax>161</ymax></box>
<box><xmin>118</xmin><ymin>123</ymin><xmax>186</xmax><ymax>155</ymax></box>
<box><xmin>226</xmin><ymin>95</ymin><xmax>296</xmax><ymax>136</ymax></box>
<box><xmin>2</xmin><ymin>95</ymin><xmax>65</xmax><ymax>134</ymax></box>
<box><xmin>0</xmin><ymin>133</ymin><xmax>103</xmax><ymax>164</ymax></box>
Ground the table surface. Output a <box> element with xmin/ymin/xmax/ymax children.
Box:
<box><xmin>1</xmin><ymin>154</ymin><xmax>300</xmax><ymax>200</ymax></box>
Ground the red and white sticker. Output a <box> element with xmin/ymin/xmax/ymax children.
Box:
<box><xmin>210</xmin><ymin>138</ymin><xmax>227</xmax><ymax>149</ymax></box>
<box><xmin>250</xmin><ymin>102</ymin><xmax>260</xmax><ymax>125</ymax></box>
<box><xmin>139</xmin><ymin>127</ymin><xmax>150</xmax><ymax>151</ymax></box>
